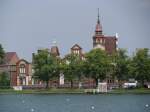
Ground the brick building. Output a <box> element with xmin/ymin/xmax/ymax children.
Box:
<box><xmin>0</xmin><ymin>52</ymin><xmax>34</xmax><ymax>87</ymax></box>
<box><xmin>0</xmin><ymin>52</ymin><xmax>19</xmax><ymax>86</ymax></box>
<box><xmin>71</xmin><ymin>44</ymin><xmax>85</xmax><ymax>60</ymax></box>
<box><xmin>0</xmin><ymin>10</ymin><xmax>118</xmax><ymax>88</ymax></box>
<box><xmin>93</xmin><ymin>9</ymin><xmax>118</xmax><ymax>54</ymax></box>
<box><xmin>16</xmin><ymin>59</ymin><xmax>33</xmax><ymax>86</ymax></box>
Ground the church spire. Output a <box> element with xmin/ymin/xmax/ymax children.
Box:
<box><xmin>95</xmin><ymin>8</ymin><xmax>102</xmax><ymax>34</ymax></box>
<box><xmin>97</xmin><ymin>8</ymin><xmax>100</xmax><ymax>24</ymax></box>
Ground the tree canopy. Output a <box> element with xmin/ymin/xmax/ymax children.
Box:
<box><xmin>33</xmin><ymin>50</ymin><xmax>59</xmax><ymax>88</ymax></box>
<box><xmin>32</xmin><ymin>47</ymin><xmax>150</xmax><ymax>88</ymax></box>
<box><xmin>0</xmin><ymin>44</ymin><xmax>5</xmax><ymax>64</ymax></box>
<box><xmin>0</xmin><ymin>72</ymin><xmax>10</xmax><ymax>88</ymax></box>
<box><xmin>62</xmin><ymin>54</ymin><xmax>84</xmax><ymax>88</ymax></box>
<box><xmin>129</xmin><ymin>48</ymin><xmax>150</xmax><ymax>86</ymax></box>
<box><xmin>84</xmin><ymin>49</ymin><xmax>110</xmax><ymax>86</ymax></box>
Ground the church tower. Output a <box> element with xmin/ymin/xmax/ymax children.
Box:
<box><xmin>50</xmin><ymin>40</ymin><xmax>60</xmax><ymax>57</ymax></box>
<box><xmin>93</xmin><ymin>9</ymin><xmax>105</xmax><ymax>50</ymax></box>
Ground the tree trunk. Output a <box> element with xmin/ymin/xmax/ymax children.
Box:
<box><xmin>141</xmin><ymin>79</ymin><xmax>145</xmax><ymax>87</ymax></box>
<box><xmin>118</xmin><ymin>79</ymin><xmax>122</xmax><ymax>88</ymax></box>
<box><xmin>70</xmin><ymin>80</ymin><xmax>73</xmax><ymax>88</ymax></box>
<box><xmin>95</xmin><ymin>78</ymin><xmax>98</xmax><ymax>88</ymax></box>
<box><xmin>45</xmin><ymin>80</ymin><xmax>49</xmax><ymax>89</ymax></box>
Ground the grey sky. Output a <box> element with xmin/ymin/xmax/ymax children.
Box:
<box><xmin>0</xmin><ymin>0</ymin><xmax>150</xmax><ymax>61</ymax></box>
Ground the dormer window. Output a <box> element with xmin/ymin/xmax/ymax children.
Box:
<box><xmin>71</xmin><ymin>44</ymin><xmax>82</xmax><ymax>55</ymax></box>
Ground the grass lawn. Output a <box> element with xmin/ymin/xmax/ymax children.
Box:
<box><xmin>0</xmin><ymin>88</ymin><xmax>150</xmax><ymax>94</ymax></box>
<box><xmin>110</xmin><ymin>88</ymin><xmax>150</xmax><ymax>94</ymax></box>
<box><xmin>0</xmin><ymin>88</ymin><xmax>85</xmax><ymax>94</ymax></box>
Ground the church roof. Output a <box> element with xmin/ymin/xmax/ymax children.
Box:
<box><xmin>71</xmin><ymin>44</ymin><xmax>82</xmax><ymax>50</ymax></box>
<box><xmin>105</xmin><ymin>36</ymin><xmax>117</xmax><ymax>54</ymax></box>
<box><xmin>16</xmin><ymin>59</ymin><xmax>30</xmax><ymax>65</ymax></box>
<box><xmin>50</xmin><ymin>46</ymin><xmax>60</xmax><ymax>56</ymax></box>
<box><xmin>4</xmin><ymin>52</ymin><xmax>19</xmax><ymax>64</ymax></box>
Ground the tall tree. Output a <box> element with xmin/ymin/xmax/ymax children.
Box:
<box><xmin>0</xmin><ymin>44</ymin><xmax>5</xmax><ymax>64</ymax></box>
<box><xmin>63</xmin><ymin>54</ymin><xmax>82</xmax><ymax>88</ymax></box>
<box><xmin>0</xmin><ymin>72</ymin><xmax>10</xmax><ymax>88</ymax></box>
<box><xmin>130</xmin><ymin>48</ymin><xmax>150</xmax><ymax>86</ymax></box>
<box><xmin>84</xmin><ymin>49</ymin><xmax>110</xmax><ymax>87</ymax></box>
<box><xmin>112</xmin><ymin>48</ymin><xmax>129</xmax><ymax>87</ymax></box>
<box><xmin>33</xmin><ymin>50</ymin><xmax>59</xmax><ymax>88</ymax></box>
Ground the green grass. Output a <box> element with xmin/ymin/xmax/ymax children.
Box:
<box><xmin>110</xmin><ymin>88</ymin><xmax>150</xmax><ymax>94</ymax></box>
<box><xmin>0</xmin><ymin>88</ymin><xmax>150</xmax><ymax>94</ymax></box>
<box><xmin>0</xmin><ymin>88</ymin><xmax>85</xmax><ymax>94</ymax></box>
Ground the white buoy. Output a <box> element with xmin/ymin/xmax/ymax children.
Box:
<box><xmin>145</xmin><ymin>104</ymin><xmax>149</xmax><ymax>107</ymax></box>
<box><xmin>66</xmin><ymin>98</ymin><xmax>70</xmax><ymax>102</ymax></box>
<box><xmin>30</xmin><ymin>108</ymin><xmax>34</xmax><ymax>112</ymax></box>
<box><xmin>91</xmin><ymin>106</ymin><xmax>95</xmax><ymax>110</ymax></box>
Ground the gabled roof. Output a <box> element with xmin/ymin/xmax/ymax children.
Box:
<box><xmin>71</xmin><ymin>44</ymin><xmax>82</xmax><ymax>50</ymax></box>
<box><xmin>4</xmin><ymin>52</ymin><xmax>19</xmax><ymax>64</ymax></box>
<box><xmin>16</xmin><ymin>59</ymin><xmax>30</xmax><ymax>65</ymax></box>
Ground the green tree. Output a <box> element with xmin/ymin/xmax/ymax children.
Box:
<box><xmin>63</xmin><ymin>54</ymin><xmax>82</xmax><ymax>88</ymax></box>
<box><xmin>84</xmin><ymin>49</ymin><xmax>110</xmax><ymax>87</ymax></box>
<box><xmin>130</xmin><ymin>48</ymin><xmax>150</xmax><ymax>86</ymax></box>
<box><xmin>33</xmin><ymin>50</ymin><xmax>59</xmax><ymax>88</ymax></box>
<box><xmin>0</xmin><ymin>72</ymin><xmax>10</xmax><ymax>88</ymax></box>
<box><xmin>0</xmin><ymin>44</ymin><xmax>5</xmax><ymax>64</ymax></box>
<box><xmin>112</xmin><ymin>49</ymin><xmax>129</xmax><ymax>87</ymax></box>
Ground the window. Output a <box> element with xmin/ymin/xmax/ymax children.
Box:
<box><xmin>19</xmin><ymin>64</ymin><xmax>26</xmax><ymax>74</ymax></box>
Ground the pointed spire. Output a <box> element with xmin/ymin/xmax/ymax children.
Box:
<box><xmin>97</xmin><ymin>8</ymin><xmax>100</xmax><ymax>24</ymax></box>
<box><xmin>95</xmin><ymin>8</ymin><xmax>102</xmax><ymax>33</ymax></box>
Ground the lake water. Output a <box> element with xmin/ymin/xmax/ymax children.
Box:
<box><xmin>0</xmin><ymin>94</ymin><xmax>150</xmax><ymax>112</ymax></box>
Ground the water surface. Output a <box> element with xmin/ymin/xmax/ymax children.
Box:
<box><xmin>0</xmin><ymin>94</ymin><xmax>150</xmax><ymax>112</ymax></box>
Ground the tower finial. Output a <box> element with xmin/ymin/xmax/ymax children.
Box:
<box><xmin>97</xmin><ymin>8</ymin><xmax>100</xmax><ymax>24</ymax></box>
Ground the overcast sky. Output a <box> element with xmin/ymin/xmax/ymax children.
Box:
<box><xmin>0</xmin><ymin>0</ymin><xmax>150</xmax><ymax>61</ymax></box>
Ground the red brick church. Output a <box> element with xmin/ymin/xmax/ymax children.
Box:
<box><xmin>92</xmin><ymin>10</ymin><xmax>117</xmax><ymax>54</ymax></box>
<box><xmin>70</xmin><ymin>9</ymin><xmax>118</xmax><ymax>57</ymax></box>
<box><xmin>0</xmin><ymin>10</ymin><xmax>118</xmax><ymax>88</ymax></box>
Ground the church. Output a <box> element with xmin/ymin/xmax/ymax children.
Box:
<box><xmin>50</xmin><ymin>9</ymin><xmax>118</xmax><ymax>58</ymax></box>
<box><xmin>92</xmin><ymin>10</ymin><xmax>118</xmax><ymax>54</ymax></box>
<box><xmin>30</xmin><ymin>10</ymin><xmax>118</xmax><ymax>88</ymax></box>
<box><xmin>0</xmin><ymin>10</ymin><xmax>118</xmax><ymax>88</ymax></box>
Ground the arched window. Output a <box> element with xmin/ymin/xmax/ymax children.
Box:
<box><xmin>19</xmin><ymin>64</ymin><xmax>26</xmax><ymax>74</ymax></box>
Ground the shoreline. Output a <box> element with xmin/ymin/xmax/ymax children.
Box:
<box><xmin>0</xmin><ymin>88</ymin><xmax>150</xmax><ymax>95</ymax></box>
